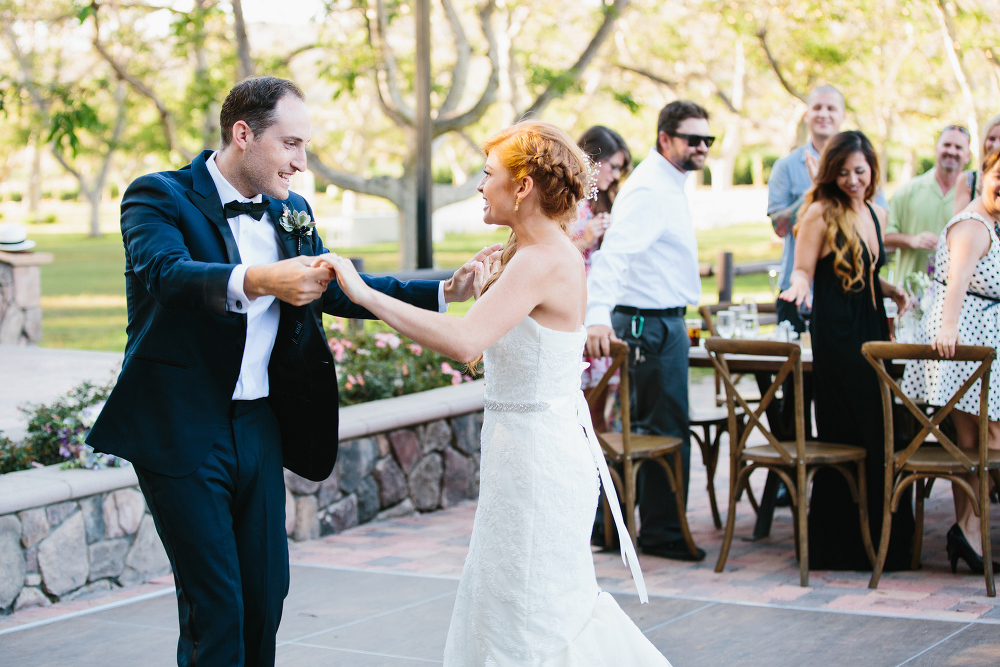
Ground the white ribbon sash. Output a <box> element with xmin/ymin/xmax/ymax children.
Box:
<box><xmin>550</xmin><ymin>391</ymin><xmax>649</xmax><ymax>604</ymax></box>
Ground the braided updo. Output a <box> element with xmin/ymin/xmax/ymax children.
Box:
<box><xmin>482</xmin><ymin>120</ymin><xmax>594</xmax><ymax>225</ymax></box>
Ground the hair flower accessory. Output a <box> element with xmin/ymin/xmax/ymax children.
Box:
<box><xmin>584</xmin><ymin>156</ymin><xmax>599</xmax><ymax>200</ymax></box>
<box><xmin>278</xmin><ymin>204</ymin><xmax>316</xmax><ymax>253</ymax></box>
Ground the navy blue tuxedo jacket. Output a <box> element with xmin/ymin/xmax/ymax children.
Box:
<box><xmin>88</xmin><ymin>150</ymin><xmax>439</xmax><ymax>481</ymax></box>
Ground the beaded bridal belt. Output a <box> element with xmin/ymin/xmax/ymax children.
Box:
<box><xmin>483</xmin><ymin>398</ymin><xmax>547</xmax><ymax>412</ymax></box>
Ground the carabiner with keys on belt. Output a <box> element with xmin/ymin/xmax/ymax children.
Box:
<box><xmin>630</xmin><ymin>314</ymin><xmax>645</xmax><ymax>338</ymax></box>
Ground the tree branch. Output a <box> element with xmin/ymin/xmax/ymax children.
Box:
<box><xmin>615</xmin><ymin>63</ymin><xmax>760</xmax><ymax>127</ymax></box>
<box><xmin>433</xmin><ymin>0</ymin><xmax>499</xmax><ymax>135</ymax></box>
<box><xmin>306</xmin><ymin>149</ymin><xmax>403</xmax><ymax>205</ymax></box>
<box><xmin>275</xmin><ymin>42</ymin><xmax>322</xmax><ymax>69</ymax></box>
<box><xmin>92</xmin><ymin>34</ymin><xmax>194</xmax><ymax>161</ymax></box>
<box><xmin>374</xmin><ymin>0</ymin><xmax>414</xmax><ymax>123</ymax></box>
<box><xmin>433</xmin><ymin>168</ymin><xmax>483</xmax><ymax>208</ymax></box>
<box><xmin>519</xmin><ymin>0</ymin><xmax>630</xmax><ymax>118</ymax></box>
<box><xmin>437</xmin><ymin>0</ymin><xmax>471</xmax><ymax>117</ymax></box>
<box><xmin>231</xmin><ymin>0</ymin><xmax>254</xmax><ymax>80</ymax></box>
<box><xmin>755</xmin><ymin>27</ymin><xmax>806</xmax><ymax>102</ymax></box>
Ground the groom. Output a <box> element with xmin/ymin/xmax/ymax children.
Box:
<box><xmin>88</xmin><ymin>77</ymin><xmax>494</xmax><ymax>666</ymax></box>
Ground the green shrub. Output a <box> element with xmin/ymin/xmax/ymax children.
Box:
<box><xmin>329</xmin><ymin>319</ymin><xmax>475</xmax><ymax>406</ymax></box>
<box><xmin>10</xmin><ymin>192</ymin><xmax>22</xmax><ymax>202</ymax></box>
<box><xmin>40</xmin><ymin>213</ymin><xmax>57</xmax><ymax>224</ymax></box>
<box><xmin>41</xmin><ymin>190</ymin><xmax>52</xmax><ymax>200</ymax></box>
<box><xmin>59</xmin><ymin>190</ymin><xmax>79</xmax><ymax>201</ymax></box>
<box><xmin>109</xmin><ymin>183</ymin><xmax>119</xmax><ymax>199</ymax></box>
<box><xmin>0</xmin><ymin>433</ymin><xmax>35</xmax><ymax>474</ymax></box>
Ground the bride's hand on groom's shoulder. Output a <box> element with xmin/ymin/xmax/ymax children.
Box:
<box><xmin>444</xmin><ymin>243</ymin><xmax>503</xmax><ymax>303</ymax></box>
<box><xmin>313</xmin><ymin>253</ymin><xmax>370</xmax><ymax>305</ymax></box>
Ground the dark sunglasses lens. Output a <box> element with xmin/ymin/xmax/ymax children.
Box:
<box><xmin>684</xmin><ymin>134</ymin><xmax>715</xmax><ymax>148</ymax></box>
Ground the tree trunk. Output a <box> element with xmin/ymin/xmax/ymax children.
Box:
<box><xmin>397</xmin><ymin>177</ymin><xmax>419</xmax><ymax>269</ymax></box>
<box><xmin>232</xmin><ymin>0</ymin><xmax>254</xmax><ymax>80</ymax></box>
<box><xmin>29</xmin><ymin>134</ymin><xmax>41</xmax><ymax>223</ymax></box>
<box><xmin>86</xmin><ymin>188</ymin><xmax>102</xmax><ymax>238</ymax></box>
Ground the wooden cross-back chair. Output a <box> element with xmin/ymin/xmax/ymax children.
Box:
<box><xmin>692</xmin><ymin>302</ymin><xmax>775</xmax><ymax>528</ymax></box>
<box><xmin>861</xmin><ymin>342</ymin><xmax>1000</xmax><ymax>596</ymax></box>
<box><xmin>584</xmin><ymin>341</ymin><xmax>700</xmax><ymax>558</ymax></box>
<box><xmin>706</xmin><ymin>337</ymin><xmax>875</xmax><ymax>587</ymax></box>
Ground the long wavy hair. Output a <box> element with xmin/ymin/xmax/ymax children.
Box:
<box><xmin>577</xmin><ymin>125</ymin><xmax>631</xmax><ymax>215</ymax></box>
<box><xmin>796</xmin><ymin>130</ymin><xmax>880</xmax><ymax>294</ymax></box>
<box><xmin>470</xmin><ymin>120</ymin><xmax>592</xmax><ymax>369</ymax></box>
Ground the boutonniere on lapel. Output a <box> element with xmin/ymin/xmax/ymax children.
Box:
<box><xmin>278</xmin><ymin>204</ymin><xmax>316</xmax><ymax>254</ymax></box>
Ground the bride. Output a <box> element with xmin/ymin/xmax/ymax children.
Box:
<box><xmin>318</xmin><ymin>120</ymin><xmax>670</xmax><ymax>666</ymax></box>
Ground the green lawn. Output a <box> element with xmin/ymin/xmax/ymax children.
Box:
<box><xmin>33</xmin><ymin>221</ymin><xmax>781</xmax><ymax>352</ymax></box>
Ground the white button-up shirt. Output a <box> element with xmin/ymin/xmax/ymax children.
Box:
<box><xmin>585</xmin><ymin>146</ymin><xmax>701</xmax><ymax>328</ymax></box>
<box><xmin>206</xmin><ymin>152</ymin><xmax>281</xmax><ymax>401</ymax></box>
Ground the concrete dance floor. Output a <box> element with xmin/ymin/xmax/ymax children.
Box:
<box><xmin>3</xmin><ymin>488</ymin><xmax>998</xmax><ymax>665</ymax></box>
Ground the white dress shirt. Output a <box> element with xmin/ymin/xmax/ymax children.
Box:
<box><xmin>585</xmin><ymin>146</ymin><xmax>701</xmax><ymax>328</ymax></box>
<box><xmin>206</xmin><ymin>152</ymin><xmax>281</xmax><ymax>401</ymax></box>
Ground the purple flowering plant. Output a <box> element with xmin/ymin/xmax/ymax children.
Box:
<box><xmin>0</xmin><ymin>379</ymin><xmax>121</xmax><ymax>474</ymax></box>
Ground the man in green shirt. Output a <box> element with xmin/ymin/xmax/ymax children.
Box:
<box><xmin>885</xmin><ymin>125</ymin><xmax>971</xmax><ymax>280</ymax></box>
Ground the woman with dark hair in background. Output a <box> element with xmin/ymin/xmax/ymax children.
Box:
<box><xmin>570</xmin><ymin>126</ymin><xmax>632</xmax><ymax>269</ymax></box>
<box><xmin>573</xmin><ymin>126</ymin><xmax>632</xmax><ymax>428</ymax></box>
<box><xmin>780</xmin><ymin>130</ymin><xmax>914</xmax><ymax>571</ymax></box>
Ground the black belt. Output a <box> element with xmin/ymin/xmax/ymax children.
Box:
<box><xmin>613</xmin><ymin>306</ymin><xmax>686</xmax><ymax>318</ymax></box>
<box><xmin>231</xmin><ymin>397</ymin><xmax>268</xmax><ymax>419</ymax></box>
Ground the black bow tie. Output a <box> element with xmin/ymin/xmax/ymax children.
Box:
<box><xmin>223</xmin><ymin>199</ymin><xmax>270</xmax><ymax>221</ymax></box>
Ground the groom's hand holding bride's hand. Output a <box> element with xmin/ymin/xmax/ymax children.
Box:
<box><xmin>443</xmin><ymin>243</ymin><xmax>503</xmax><ymax>303</ymax></box>
<box><xmin>311</xmin><ymin>253</ymin><xmax>371</xmax><ymax>306</ymax></box>
<box><xmin>244</xmin><ymin>256</ymin><xmax>335</xmax><ymax>306</ymax></box>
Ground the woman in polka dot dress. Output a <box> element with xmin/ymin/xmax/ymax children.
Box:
<box><xmin>902</xmin><ymin>148</ymin><xmax>1000</xmax><ymax>574</ymax></box>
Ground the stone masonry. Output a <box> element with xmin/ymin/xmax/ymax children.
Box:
<box><xmin>0</xmin><ymin>488</ymin><xmax>170</xmax><ymax>614</ymax></box>
<box><xmin>0</xmin><ymin>250</ymin><xmax>51</xmax><ymax>345</ymax></box>
<box><xmin>290</xmin><ymin>411</ymin><xmax>484</xmax><ymax>540</ymax></box>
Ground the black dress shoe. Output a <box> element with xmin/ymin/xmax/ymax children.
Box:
<box><xmin>946</xmin><ymin>524</ymin><xmax>1000</xmax><ymax>575</ymax></box>
<box><xmin>641</xmin><ymin>542</ymin><xmax>706</xmax><ymax>562</ymax></box>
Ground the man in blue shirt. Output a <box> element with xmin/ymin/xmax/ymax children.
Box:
<box><xmin>769</xmin><ymin>85</ymin><xmax>888</xmax><ymax>330</ymax></box>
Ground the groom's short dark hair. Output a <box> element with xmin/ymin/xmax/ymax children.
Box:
<box><xmin>219</xmin><ymin>77</ymin><xmax>305</xmax><ymax>147</ymax></box>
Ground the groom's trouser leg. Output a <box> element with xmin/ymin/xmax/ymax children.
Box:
<box><xmin>135</xmin><ymin>398</ymin><xmax>289</xmax><ymax>666</ymax></box>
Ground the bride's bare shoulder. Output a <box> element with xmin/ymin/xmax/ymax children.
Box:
<box><xmin>511</xmin><ymin>236</ymin><xmax>583</xmax><ymax>273</ymax></box>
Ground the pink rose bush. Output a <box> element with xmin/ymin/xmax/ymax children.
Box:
<box><xmin>328</xmin><ymin>318</ymin><xmax>475</xmax><ymax>405</ymax></box>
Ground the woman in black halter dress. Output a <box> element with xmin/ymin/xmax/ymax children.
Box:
<box><xmin>780</xmin><ymin>131</ymin><xmax>914</xmax><ymax>571</ymax></box>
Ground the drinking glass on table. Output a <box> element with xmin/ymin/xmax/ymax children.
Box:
<box><xmin>716</xmin><ymin>310</ymin><xmax>737</xmax><ymax>339</ymax></box>
<box><xmin>685</xmin><ymin>318</ymin><xmax>702</xmax><ymax>347</ymax></box>
<box><xmin>883</xmin><ymin>298</ymin><xmax>898</xmax><ymax>341</ymax></box>
<box><xmin>742</xmin><ymin>298</ymin><xmax>758</xmax><ymax>315</ymax></box>
<box><xmin>739</xmin><ymin>313</ymin><xmax>760</xmax><ymax>339</ymax></box>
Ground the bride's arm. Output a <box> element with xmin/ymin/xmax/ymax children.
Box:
<box><xmin>318</xmin><ymin>248</ymin><xmax>554</xmax><ymax>363</ymax></box>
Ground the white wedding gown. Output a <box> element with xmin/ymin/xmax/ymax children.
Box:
<box><xmin>443</xmin><ymin>316</ymin><xmax>671</xmax><ymax>666</ymax></box>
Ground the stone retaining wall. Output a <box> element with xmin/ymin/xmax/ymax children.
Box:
<box><xmin>0</xmin><ymin>488</ymin><xmax>171</xmax><ymax>614</ymax></box>
<box><xmin>284</xmin><ymin>413</ymin><xmax>482</xmax><ymax>540</ymax></box>
<box><xmin>0</xmin><ymin>382</ymin><xmax>485</xmax><ymax>615</ymax></box>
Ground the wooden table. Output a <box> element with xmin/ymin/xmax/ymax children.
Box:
<box><xmin>688</xmin><ymin>343</ymin><xmax>813</xmax><ymax>372</ymax></box>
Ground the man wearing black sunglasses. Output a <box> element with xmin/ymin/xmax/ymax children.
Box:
<box><xmin>585</xmin><ymin>100</ymin><xmax>711</xmax><ymax>561</ymax></box>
